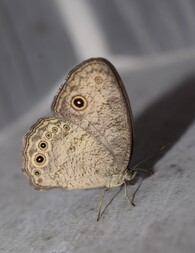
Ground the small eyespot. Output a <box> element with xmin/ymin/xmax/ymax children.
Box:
<box><xmin>38</xmin><ymin>141</ymin><xmax>48</xmax><ymax>151</ymax></box>
<box><xmin>34</xmin><ymin>170</ymin><xmax>41</xmax><ymax>176</ymax></box>
<box><xmin>37</xmin><ymin>178</ymin><xmax>43</xmax><ymax>184</ymax></box>
<box><xmin>45</xmin><ymin>132</ymin><xmax>52</xmax><ymax>139</ymax></box>
<box><xmin>63</xmin><ymin>124</ymin><xmax>70</xmax><ymax>131</ymax></box>
<box><xmin>34</xmin><ymin>153</ymin><xmax>46</xmax><ymax>166</ymax></box>
<box><xmin>71</xmin><ymin>95</ymin><xmax>87</xmax><ymax>111</ymax></box>
<box><xmin>52</xmin><ymin>127</ymin><xmax>58</xmax><ymax>133</ymax></box>
<box><xmin>94</xmin><ymin>76</ymin><xmax>103</xmax><ymax>84</ymax></box>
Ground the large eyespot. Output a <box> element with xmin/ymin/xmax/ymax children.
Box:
<box><xmin>71</xmin><ymin>95</ymin><xmax>87</xmax><ymax>111</ymax></box>
<box><xmin>94</xmin><ymin>76</ymin><xmax>103</xmax><ymax>84</ymax></box>
<box><xmin>34</xmin><ymin>153</ymin><xmax>46</xmax><ymax>166</ymax></box>
<box><xmin>45</xmin><ymin>132</ymin><xmax>52</xmax><ymax>139</ymax></box>
<box><xmin>38</xmin><ymin>141</ymin><xmax>48</xmax><ymax>151</ymax></box>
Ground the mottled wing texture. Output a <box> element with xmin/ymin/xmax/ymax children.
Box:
<box><xmin>22</xmin><ymin>118</ymin><xmax>115</xmax><ymax>189</ymax></box>
<box><xmin>52</xmin><ymin>58</ymin><xmax>133</xmax><ymax>172</ymax></box>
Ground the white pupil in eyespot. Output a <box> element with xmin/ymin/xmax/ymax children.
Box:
<box><xmin>41</xmin><ymin>143</ymin><xmax>46</xmax><ymax>148</ymax></box>
<box><xmin>74</xmin><ymin>98</ymin><xmax>84</xmax><ymax>108</ymax></box>
<box><xmin>36</xmin><ymin>155</ymin><xmax>44</xmax><ymax>163</ymax></box>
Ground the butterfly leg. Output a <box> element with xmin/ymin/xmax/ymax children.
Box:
<box><xmin>124</xmin><ymin>177</ymin><xmax>144</xmax><ymax>207</ymax></box>
<box><xmin>97</xmin><ymin>187</ymin><xmax>110</xmax><ymax>221</ymax></box>
<box><xmin>131</xmin><ymin>177</ymin><xmax>144</xmax><ymax>204</ymax></box>
<box><xmin>124</xmin><ymin>180</ymin><xmax>135</xmax><ymax>206</ymax></box>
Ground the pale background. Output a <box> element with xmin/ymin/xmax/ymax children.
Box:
<box><xmin>0</xmin><ymin>1</ymin><xmax>195</xmax><ymax>253</ymax></box>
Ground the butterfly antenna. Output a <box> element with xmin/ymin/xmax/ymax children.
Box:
<box><xmin>132</xmin><ymin>144</ymin><xmax>169</xmax><ymax>173</ymax></box>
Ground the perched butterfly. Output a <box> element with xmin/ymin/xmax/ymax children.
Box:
<box><xmin>22</xmin><ymin>58</ymin><xmax>137</xmax><ymax>220</ymax></box>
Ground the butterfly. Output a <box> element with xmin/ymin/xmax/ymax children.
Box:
<box><xmin>22</xmin><ymin>58</ymin><xmax>137</xmax><ymax>220</ymax></box>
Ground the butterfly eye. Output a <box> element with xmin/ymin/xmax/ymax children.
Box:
<box><xmin>94</xmin><ymin>76</ymin><xmax>103</xmax><ymax>84</ymax></box>
<box><xmin>71</xmin><ymin>95</ymin><xmax>87</xmax><ymax>111</ymax></box>
<box><xmin>38</xmin><ymin>141</ymin><xmax>48</xmax><ymax>151</ymax></box>
<box><xmin>34</xmin><ymin>153</ymin><xmax>46</xmax><ymax>166</ymax></box>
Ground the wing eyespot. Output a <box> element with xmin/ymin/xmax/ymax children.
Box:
<box><xmin>71</xmin><ymin>95</ymin><xmax>87</xmax><ymax>111</ymax></box>
<box><xmin>38</xmin><ymin>141</ymin><xmax>48</xmax><ymax>151</ymax></box>
<box><xmin>52</xmin><ymin>127</ymin><xmax>58</xmax><ymax>133</ymax></box>
<box><xmin>37</xmin><ymin>178</ymin><xmax>43</xmax><ymax>183</ymax></box>
<box><xmin>34</xmin><ymin>169</ymin><xmax>41</xmax><ymax>176</ymax></box>
<box><xmin>94</xmin><ymin>76</ymin><xmax>103</xmax><ymax>84</ymax></box>
<box><xmin>45</xmin><ymin>132</ymin><xmax>52</xmax><ymax>139</ymax></box>
<box><xmin>34</xmin><ymin>153</ymin><xmax>46</xmax><ymax>166</ymax></box>
<box><xmin>63</xmin><ymin>124</ymin><xmax>70</xmax><ymax>131</ymax></box>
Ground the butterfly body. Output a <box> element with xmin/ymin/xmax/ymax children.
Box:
<box><xmin>22</xmin><ymin>58</ymin><xmax>134</xmax><ymax>192</ymax></box>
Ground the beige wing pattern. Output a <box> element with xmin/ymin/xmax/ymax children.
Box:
<box><xmin>22</xmin><ymin>117</ymin><xmax>116</xmax><ymax>190</ymax></box>
<box><xmin>52</xmin><ymin>58</ymin><xmax>133</xmax><ymax>172</ymax></box>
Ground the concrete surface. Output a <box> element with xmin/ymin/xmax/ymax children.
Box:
<box><xmin>0</xmin><ymin>1</ymin><xmax>195</xmax><ymax>253</ymax></box>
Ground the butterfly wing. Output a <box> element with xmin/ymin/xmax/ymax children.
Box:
<box><xmin>52</xmin><ymin>58</ymin><xmax>133</xmax><ymax>173</ymax></box>
<box><xmin>22</xmin><ymin>117</ymin><xmax>116</xmax><ymax>190</ymax></box>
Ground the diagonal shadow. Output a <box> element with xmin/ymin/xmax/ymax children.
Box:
<box><xmin>99</xmin><ymin>76</ymin><xmax>195</xmax><ymax>215</ymax></box>
<box><xmin>130</xmin><ymin>76</ymin><xmax>195</xmax><ymax>173</ymax></box>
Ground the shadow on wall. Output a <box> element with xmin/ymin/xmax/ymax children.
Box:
<box><xmin>131</xmin><ymin>76</ymin><xmax>195</xmax><ymax>172</ymax></box>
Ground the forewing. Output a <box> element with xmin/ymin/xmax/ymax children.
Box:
<box><xmin>52</xmin><ymin>58</ymin><xmax>133</xmax><ymax>172</ymax></box>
